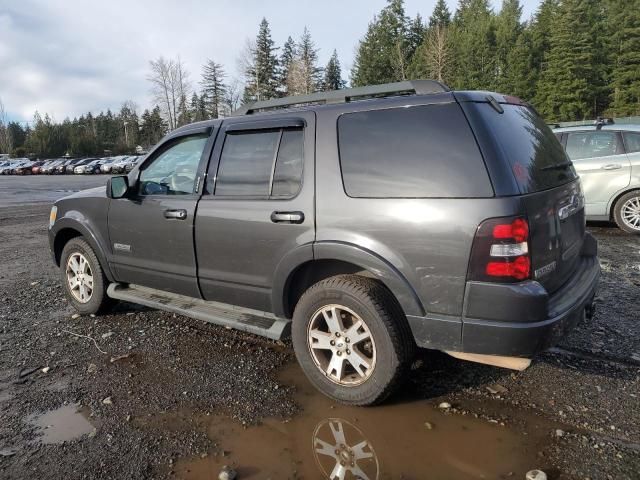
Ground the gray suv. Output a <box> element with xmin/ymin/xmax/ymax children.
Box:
<box><xmin>553</xmin><ymin>121</ymin><xmax>640</xmax><ymax>234</ymax></box>
<box><xmin>49</xmin><ymin>81</ymin><xmax>600</xmax><ymax>405</ymax></box>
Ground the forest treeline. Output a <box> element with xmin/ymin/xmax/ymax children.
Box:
<box><xmin>1</xmin><ymin>0</ymin><xmax>638</xmax><ymax>158</ymax></box>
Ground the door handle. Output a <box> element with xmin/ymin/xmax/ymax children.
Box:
<box><xmin>271</xmin><ymin>211</ymin><xmax>305</xmax><ymax>224</ymax></box>
<box><xmin>164</xmin><ymin>209</ymin><xmax>187</xmax><ymax>220</ymax></box>
<box><xmin>601</xmin><ymin>164</ymin><xmax>622</xmax><ymax>170</ymax></box>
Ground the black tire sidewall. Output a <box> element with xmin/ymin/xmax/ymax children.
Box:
<box><xmin>614</xmin><ymin>191</ymin><xmax>640</xmax><ymax>235</ymax></box>
<box><xmin>60</xmin><ymin>238</ymin><xmax>108</xmax><ymax>315</ymax></box>
<box><xmin>292</xmin><ymin>279</ymin><xmax>403</xmax><ymax>405</ymax></box>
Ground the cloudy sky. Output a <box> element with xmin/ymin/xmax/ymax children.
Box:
<box><xmin>0</xmin><ymin>0</ymin><xmax>541</xmax><ymax>124</ymax></box>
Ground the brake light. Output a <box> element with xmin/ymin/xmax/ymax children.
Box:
<box><xmin>467</xmin><ymin>216</ymin><xmax>531</xmax><ymax>283</ymax></box>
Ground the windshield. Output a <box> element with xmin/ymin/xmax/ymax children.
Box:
<box><xmin>473</xmin><ymin>103</ymin><xmax>578</xmax><ymax>193</ymax></box>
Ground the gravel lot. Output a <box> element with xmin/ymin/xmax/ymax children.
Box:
<box><xmin>0</xmin><ymin>177</ymin><xmax>638</xmax><ymax>479</ymax></box>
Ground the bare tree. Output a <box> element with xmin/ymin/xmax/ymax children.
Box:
<box><xmin>148</xmin><ymin>56</ymin><xmax>190</xmax><ymax>131</ymax></box>
<box><xmin>224</xmin><ymin>78</ymin><xmax>242</xmax><ymax>116</ymax></box>
<box><xmin>0</xmin><ymin>98</ymin><xmax>11</xmax><ymax>154</ymax></box>
<box><xmin>425</xmin><ymin>26</ymin><xmax>449</xmax><ymax>83</ymax></box>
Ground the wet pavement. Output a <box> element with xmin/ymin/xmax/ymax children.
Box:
<box><xmin>0</xmin><ymin>179</ymin><xmax>639</xmax><ymax>479</ymax></box>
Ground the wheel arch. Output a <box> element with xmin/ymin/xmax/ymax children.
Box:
<box><xmin>51</xmin><ymin>219</ymin><xmax>115</xmax><ymax>282</ymax></box>
<box><xmin>274</xmin><ymin>242</ymin><xmax>425</xmax><ymax>319</ymax></box>
<box><xmin>609</xmin><ymin>187</ymin><xmax>640</xmax><ymax>220</ymax></box>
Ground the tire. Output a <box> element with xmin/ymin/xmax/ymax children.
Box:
<box><xmin>292</xmin><ymin>275</ymin><xmax>415</xmax><ymax>406</ymax></box>
<box><xmin>613</xmin><ymin>190</ymin><xmax>640</xmax><ymax>234</ymax></box>
<box><xmin>60</xmin><ymin>237</ymin><xmax>113</xmax><ymax>315</ymax></box>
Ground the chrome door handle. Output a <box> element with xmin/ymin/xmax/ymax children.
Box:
<box><xmin>271</xmin><ymin>211</ymin><xmax>305</xmax><ymax>224</ymax></box>
<box><xmin>164</xmin><ymin>209</ymin><xmax>187</xmax><ymax>220</ymax></box>
<box><xmin>601</xmin><ymin>164</ymin><xmax>622</xmax><ymax>170</ymax></box>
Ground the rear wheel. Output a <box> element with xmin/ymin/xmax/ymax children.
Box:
<box><xmin>613</xmin><ymin>191</ymin><xmax>640</xmax><ymax>234</ymax></box>
<box><xmin>292</xmin><ymin>275</ymin><xmax>414</xmax><ymax>406</ymax></box>
<box><xmin>60</xmin><ymin>238</ymin><xmax>112</xmax><ymax>314</ymax></box>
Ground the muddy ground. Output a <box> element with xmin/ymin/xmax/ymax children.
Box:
<box><xmin>0</xmin><ymin>180</ymin><xmax>639</xmax><ymax>479</ymax></box>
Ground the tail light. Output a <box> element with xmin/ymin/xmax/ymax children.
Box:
<box><xmin>468</xmin><ymin>216</ymin><xmax>531</xmax><ymax>283</ymax></box>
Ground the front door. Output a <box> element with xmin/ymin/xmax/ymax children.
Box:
<box><xmin>194</xmin><ymin>112</ymin><xmax>316</xmax><ymax>313</ymax></box>
<box><xmin>108</xmin><ymin>131</ymin><xmax>213</xmax><ymax>297</ymax></box>
<box><xmin>565</xmin><ymin>130</ymin><xmax>630</xmax><ymax>216</ymax></box>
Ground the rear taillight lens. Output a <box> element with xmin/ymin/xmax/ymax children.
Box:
<box><xmin>468</xmin><ymin>216</ymin><xmax>531</xmax><ymax>283</ymax></box>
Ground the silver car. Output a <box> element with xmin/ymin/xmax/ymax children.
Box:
<box><xmin>554</xmin><ymin>121</ymin><xmax>640</xmax><ymax>233</ymax></box>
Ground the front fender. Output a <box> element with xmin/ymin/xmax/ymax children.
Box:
<box><xmin>49</xmin><ymin>213</ymin><xmax>115</xmax><ymax>282</ymax></box>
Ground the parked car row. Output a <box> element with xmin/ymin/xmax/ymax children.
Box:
<box><xmin>0</xmin><ymin>156</ymin><xmax>143</xmax><ymax>175</ymax></box>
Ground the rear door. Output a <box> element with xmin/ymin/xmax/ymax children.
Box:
<box><xmin>108</xmin><ymin>128</ymin><xmax>214</xmax><ymax>297</ymax></box>
<box><xmin>194</xmin><ymin>112</ymin><xmax>315</xmax><ymax>313</ymax></box>
<box><xmin>565</xmin><ymin>130</ymin><xmax>630</xmax><ymax>216</ymax></box>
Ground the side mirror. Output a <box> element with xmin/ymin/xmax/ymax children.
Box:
<box><xmin>107</xmin><ymin>175</ymin><xmax>129</xmax><ymax>199</ymax></box>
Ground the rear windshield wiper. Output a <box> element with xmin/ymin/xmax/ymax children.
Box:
<box><xmin>541</xmin><ymin>161</ymin><xmax>572</xmax><ymax>171</ymax></box>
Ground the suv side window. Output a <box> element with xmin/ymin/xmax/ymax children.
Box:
<box><xmin>565</xmin><ymin>131</ymin><xmax>624</xmax><ymax>160</ymax></box>
<box><xmin>215</xmin><ymin>127</ymin><xmax>304</xmax><ymax>197</ymax></box>
<box><xmin>337</xmin><ymin>103</ymin><xmax>492</xmax><ymax>198</ymax></box>
<box><xmin>623</xmin><ymin>132</ymin><xmax>640</xmax><ymax>153</ymax></box>
<box><xmin>139</xmin><ymin>135</ymin><xmax>208</xmax><ymax>195</ymax></box>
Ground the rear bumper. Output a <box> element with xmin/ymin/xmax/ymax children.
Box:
<box><xmin>409</xmin><ymin>234</ymin><xmax>600</xmax><ymax>358</ymax></box>
<box><xmin>461</xmin><ymin>253</ymin><xmax>600</xmax><ymax>358</ymax></box>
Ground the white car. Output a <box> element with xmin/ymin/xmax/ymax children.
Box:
<box><xmin>553</xmin><ymin>121</ymin><xmax>640</xmax><ymax>234</ymax></box>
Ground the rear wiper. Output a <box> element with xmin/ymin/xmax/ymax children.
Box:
<box><xmin>541</xmin><ymin>161</ymin><xmax>572</xmax><ymax>171</ymax></box>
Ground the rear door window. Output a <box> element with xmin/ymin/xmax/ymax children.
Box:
<box><xmin>623</xmin><ymin>131</ymin><xmax>640</xmax><ymax>153</ymax></box>
<box><xmin>566</xmin><ymin>131</ymin><xmax>624</xmax><ymax>160</ymax></box>
<box><xmin>472</xmin><ymin>104</ymin><xmax>578</xmax><ymax>193</ymax></box>
<box><xmin>337</xmin><ymin>103</ymin><xmax>492</xmax><ymax>198</ymax></box>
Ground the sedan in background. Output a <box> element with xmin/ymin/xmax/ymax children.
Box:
<box><xmin>554</xmin><ymin>120</ymin><xmax>640</xmax><ymax>234</ymax></box>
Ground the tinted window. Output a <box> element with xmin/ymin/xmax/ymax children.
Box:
<box><xmin>623</xmin><ymin>131</ymin><xmax>640</xmax><ymax>153</ymax></box>
<box><xmin>139</xmin><ymin>135</ymin><xmax>208</xmax><ymax>195</ymax></box>
<box><xmin>566</xmin><ymin>131</ymin><xmax>623</xmax><ymax>160</ymax></box>
<box><xmin>216</xmin><ymin>130</ymin><xmax>280</xmax><ymax>196</ymax></box>
<box><xmin>338</xmin><ymin>104</ymin><xmax>492</xmax><ymax>198</ymax></box>
<box><xmin>474</xmin><ymin>104</ymin><xmax>578</xmax><ymax>193</ymax></box>
<box><xmin>272</xmin><ymin>129</ymin><xmax>304</xmax><ymax>197</ymax></box>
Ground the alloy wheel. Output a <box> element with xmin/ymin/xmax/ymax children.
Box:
<box><xmin>621</xmin><ymin>196</ymin><xmax>640</xmax><ymax>231</ymax></box>
<box><xmin>307</xmin><ymin>304</ymin><xmax>376</xmax><ymax>386</ymax></box>
<box><xmin>65</xmin><ymin>252</ymin><xmax>94</xmax><ymax>303</ymax></box>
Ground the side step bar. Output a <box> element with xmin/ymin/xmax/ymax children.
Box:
<box><xmin>107</xmin><ymin>284</ymin><xmax>291</xmax><ymax>341</ymax></box>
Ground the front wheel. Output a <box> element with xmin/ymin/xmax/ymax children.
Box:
<box><xmin>613</xmin><ymin>191</ymin><xmax>640</xmax><ymax>234</ymax></box>
<box><xmin>292</xmin><ymin>275</ymin><xmax>415</xmax><ymax>406</ymax></box>
<box><xmin>60</xmin><ymin>237</ymin><xmax>112</xmax><ymax>314</ymax></box>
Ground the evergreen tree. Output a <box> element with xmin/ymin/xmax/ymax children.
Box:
<box><xmin>449</xmin><ymin>0</ymin><xmax>496</xmax><ymax>90</ymax></box>
<box><xmin>429</xmin><ymin>0</ymin><xmax>451</xmax><ymax>27</ymax></box>
<box><xmin>189</xmin><ymin>92</ymin><xmax>202</xmax><ymax>122</ymax></box>
<box><xmin>176</xmin><ymin>93</ymin><xmax>190</xmax><ymax>127</ymax></box>
<box><xmin>535</xmin><ymin>0</ymin><xmax>601</xmax><ymax>121</ymax></box>
<box><xmin>323</xmin><ymin>50</ymin><xmax>346</xmax><ymax>91</ymax></box>
<box><xmin>243</xmin><ymin>18</ymin><xmax>279</xmax><ymax>102</ymax></box>
<box><xmin>279</xmin><ymin>36</ymin><xmax>296</xmax><ymax>96</ymax></box>
<box><xmin>505</xmin><ymin>28</ymin><xmax>536</xmax><ymax>101</ymax></box>
<box><xmin>201</xmin><ymin>59</ymin><xmax>227</xmax><ymax>118</ymax></box>
<box><xmin>351</xmin><ymin>0</ymin><xmax>410</xmax><ymax>86</ymax></box>
<box><xmin>494</xmin><ymin>0</ymin><xmax>522</xmax><ymax>93</ymax></box>
<box><xmin>607</xmin><ymin>0</ymin><xmax>640</xmax><ymax>116</ymax></box>
<box><xmin>407</xmin><ymin>14</ymin><xmax>426</xmax><ymax>61</ymax></box>
<box><xmin>198</xmin><ymin>93</ymin><xmax>208</xmax><ymax>120</ymax></box>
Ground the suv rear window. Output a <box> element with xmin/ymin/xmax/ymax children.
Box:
<box><xmin>337</xmin><ymin>104</ymin><xmax>493</xmax><ymax>198</ymax></box>
<box><xmin>473</xmin><ymin>103</ymin><xmax>578</xmax><ymax>193</ymax></box>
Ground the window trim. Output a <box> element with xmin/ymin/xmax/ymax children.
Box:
<box><xmin>210</xmin><ymin>125</ymin><xmax>305</xmax><ymax>200</ymax></box>
<box><xmin>136</xmin><ymin>132</ymin><xmax>212</xmax><ymax>197</ymax></box>
<box><xmin>622</xmin><ymin>131</ymin><xmax>640</xmax><ymax>154</ymax></box>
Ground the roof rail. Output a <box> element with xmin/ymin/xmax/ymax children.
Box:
<box><xmin>232</xmin><ymin>80</ymin><xmax>450</xmax><ymax>116</ymax></box>
<box><xmin>594</xmin><ymin>117</ymin><xmax>615</xmax><ymax>130</ymax></box>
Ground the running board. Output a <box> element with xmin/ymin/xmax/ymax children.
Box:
<box><xmin>107</xmin><ymin>284</ymin><xmax>291</xmax><ymax>341</ymax></box>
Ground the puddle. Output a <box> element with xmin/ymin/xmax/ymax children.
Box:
<box><xmin>27</xmin><ymin>403</ymin><xmax>96</xmax><ymax>444</ymax></box>
<box><xmin>173</xmin><ymin>364</ymin><xmax>549</xmax><ymax>480</ymax></box>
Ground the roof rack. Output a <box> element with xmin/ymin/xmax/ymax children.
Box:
<box><xmin>232</xmin><ymin>80</ymin><xmax>450</xmax><ymax>116</ymax></box>
<box><xmin>594</xmin><ymin>117</ymin><xmax>615</xmax><ymax>129</ymax></box>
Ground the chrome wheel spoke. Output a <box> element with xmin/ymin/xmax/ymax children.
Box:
<box><xmin>345</xmin><ymin>320</ymin><xmax>370</xmax><ymax>345</ymax></box>
<box><xmin>347</xmin><ymin>350</ymin><xmax>372</xmax><ymax>378</ymax></box>
<box><xmin>315</xmin><ymin>438</ymin><xmax>339</xmax><ymax>460</ymax></box>
<box><xmin>310</xmin><ymin>329</ymin><xmax>334</xmax><ymax>350</ymax></box>
<box><xmin>329</xmin><ymin>462</ymin><xmax>347</xmax><ymax>480</ymax></box>
<box><xmin>352</xmin><ymin>440</ymin><xmax>374</xmax><ymax>460</ymax></box>
<box><xmin>66</xmin><ymin>253</ymin><xmax>93</xmax><ymax>304</ymax></box>
<box><xmin>327</xmin><ymin>354</ymin><xmax>345</xmax><ymax>381</ymax></box>
<box><xmin>322</xmin><ymin>306</ymin><xmax>343</xmax><ymax>334</ymax></box>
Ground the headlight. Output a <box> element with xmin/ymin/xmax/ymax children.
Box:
<box><xmin>49</xmin><ymin>206</ymin><xmax>57</xmax><ymax>229</ymax></box>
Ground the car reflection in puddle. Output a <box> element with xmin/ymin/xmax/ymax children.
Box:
<box><xmin>173</xmin><ymin>364</ymin><xmax>547</xmax><ymax>479</ymax></box>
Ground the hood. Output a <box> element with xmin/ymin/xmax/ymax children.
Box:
<box><xmin>57</xmin><ymin>186</ymin><xmax>106</xmax><ymax>204</ymax></box>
